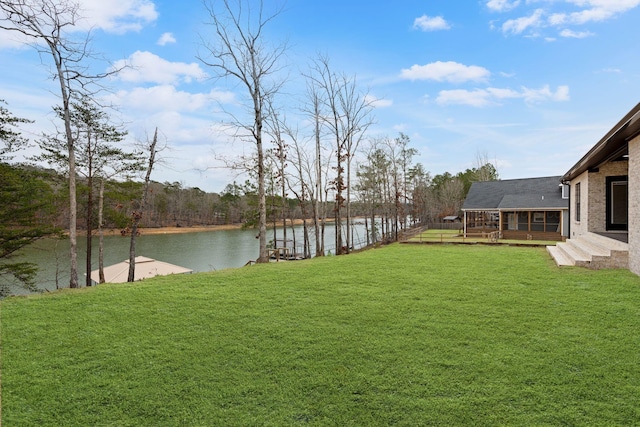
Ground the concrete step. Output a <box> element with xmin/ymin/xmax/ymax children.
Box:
<box><xmin>555</xmin><ymin>242</ymin><xmax>591</xmax><ymax>267</ymax></box>
<box><xmin>546</xmin><ymin>245</ymin><xmax>574</xmax><ymax>266</ymax></box>
<box><xmin>583</xmin><ymin>232</ymin><xmax>629</xmax><ymax>252</ymax></box>
<box><xmin>549</xmin><ymin>233</ymin><xmax>629</xmax><ymax>270</ymax></box>
<box><xmin>567</xmin><ymin>236</ymin><xmax>609</xmax><ymax>259</ymax></box>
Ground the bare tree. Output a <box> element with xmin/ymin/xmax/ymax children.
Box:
<box><xmin>339</xmin><ymin>77</ymin><xmax>374</xmax><ymax>251</ymax></box>
<box><xmin>474</xmin><ymin>150</ymin><xmax>499</xmax><ymax>182</ymax></box>
<box><xmin>264</xmin><ymin>97</ymin><xmax>288</xmax><ymax>245</ymax></box>
<box><xmin>128</xmin><ymin>128</ymin><xmax>159</xmax><ymax>282</ymax></box>
<box><xmin>356</xmin><ymin>143</ymin><xmax>385</xmax><ymax>245</ymax></box>
<box><xmin>306</xmin><ymin>54</ymin><xmax>374</xmax><ymax>254</ymax></box>
<box><xmin>280</xmin><ymin>117</ymin><xmax>317</xmax><ymax>259</ymax></box>
<box><xmin>383</xmin><ymin>133</ymin><xmax>417</xmax><ymax>238</ymax></box>
<box><xmin>198</xmin><ymin>0</ymin><xmax>287</xmax><ymax>263</ymax></box>
<box><xmin>0</xmin><ymin>0</ymin><xmax>117</xmax><ymax>288</ymax></box>
<box><xmin>408</xmin><ymin>163</ymin><xmax>431</xmax><ymax>225</ymax></box>
<box><xmin>300</xmin><ymin>79</ymin><xmax>330</xmax><ymax>256</ymax></box>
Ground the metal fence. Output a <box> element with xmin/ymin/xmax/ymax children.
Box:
<box><xmin>425</xmin><ymin>222</ymin><xmax>463</xmax><ymax>230</ymax></box>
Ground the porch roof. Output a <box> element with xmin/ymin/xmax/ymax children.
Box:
<box><xmin>498</xmin><ymin>194</ymin><xmax>568</xmax><ymax>210</ymax></box>
<box><xmin>563</xmin><ymin>102</ymin><xmax>640</xmax><ymax>182</ymax></box>
<box><xmin>462</xmin><ymin>176</ymin><xmax>567</xmax><ymax>211</ymax></box>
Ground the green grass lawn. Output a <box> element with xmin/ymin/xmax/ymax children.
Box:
<box><xmin>2</xmin><ymin>244</ymin><xmax>640</xmax><ymax>425</ymax></box>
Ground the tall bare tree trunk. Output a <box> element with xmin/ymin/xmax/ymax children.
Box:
<box><xmin>199</xmin><ymin>0</ymin><xmax>286</xmax><ymax>264</ymax></box>
<box><xmin>128</xmin><ymin>128</ymin><xmax>158</xmax><ymax>282</ymax></box>
<box><xmin>52</xmin><ymin>46</ymin><xmax>79</xmax><ymax>289</ymax></box>
<box><xmin>85</xmin><ymin>165</ymin><xmax>93</xmax><ymax>286</ymax></box>
<box><xmin>256</xmin><ymin>117</ymin><xmax>268</xmax><ymax>263</ymax></box>
<box><xmin>314</xmin><ymin>101</ymin><xmax>323</xmax><ymax>257</ymax></box>
<box><xmin>98</xmin><ymin>178</ymin><xmax>106</xmax><ymax>284</ymax></box>
<box><xmin>346</xmin><ymin>156</ymin><xmax>352</xmax><ymax>252</ymax></box>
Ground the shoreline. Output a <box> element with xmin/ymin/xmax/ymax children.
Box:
<box><xmin>82</xmin><ymin>218</ymin><xmax>321</xmax><ymax>236</ymax></box>
<box><xmin>135</xmin><ymin>224</ymin><xmax>245</xmax><ymax>235</ymax></box>
<box><xmin>95</xmin><ymin>224</ymin><xmax>245</xmax><ymax>236</ymax></box>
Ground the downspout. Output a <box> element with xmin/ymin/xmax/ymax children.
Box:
<box><xmin>563</xmin><ymin>180</ymin><xmax>571</xmax><ymax>240</ymax></box>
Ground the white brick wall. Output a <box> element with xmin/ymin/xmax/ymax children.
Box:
<box><xmin>570</xmin><ymin>161</ymin><xmax>629</xmax><ymax>238</ymax></box>
<box><xmin>629</xmin><ymin>135</ymin><xmax>640</xmax><ymax>275</ymax></box>
<box><xmin>587</xmin><ymin>161</ymin><xmax>628</xmax><ymax>233</ymax></box>
<box><xmin>570</xmin><ymin>172</ymin><xmax>589</xmax><ymax>238</ymax></box>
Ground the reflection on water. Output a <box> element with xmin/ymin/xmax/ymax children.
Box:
<box><xmin>13</xmin><ymin>222</ymin><xmax>375</xmax><ymax>293</ymax></box>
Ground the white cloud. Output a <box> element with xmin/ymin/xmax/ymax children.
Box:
<box><xmin>521</xmin><ymin>84</ymin><xmax>570</xmax><ymax>103</ymax></box>
<box><xmin>497</xmin><ymin>0</ymin><xmax>640</xmax><ymax>37</ymax></box>
<box><xmin>157</xmin><ymin>32</ymin><xmax>177</xmax><ymax>46</ymax></box>
<box><xmin>0</xmin><ymin>31</ymin><xmax>33</xmax><ymax>49</ymax></box>
<box><xmin>413</xmin><ymin>15</ymin><xmax>451</xmax><ymax>31</ymax></box>
<box><xmin>502</xmin><ymin>8</ymin><xmax>545</xmax><ymax>34</ymax></box>
<box><xmin>365</xmin><ymin>94</ymin><xmax>392</xmax><ymax>108</ymax></box>
<box><xmin>79</xmin><ymin>0</ymin><xmax>158</xmax><ymax>33</ymax></box>
<box><xmin>436</xmin><ymin>89</ymin><xmax>496</xmax><ymax>107</ymax></box>
<box><xmin>486</xmin><ymin>0</ymin><xmax>521</xmax><ymax>12</ymax></box>
<box><xmin>400</xmin><ymin>61</ymin><xmax>491</xmax><ymax>83</ymax></box>
<box><xmin>436</xmin><ymin>85</ymin><xmax>570</xmax><ymax>106</ymax></box>
<box><xmin>112</xmin><ymin>51</ymin><xmax>208</xmax><ymax>84</ymax></box>
<box><xmin>109</xmin><ymin>85</ymin><xmax>235</xmax><ymax>113</ymax></box>
<box><xmin>552</xmin><ymin>0</ymin><xmax>640</xmax><ymax>25</ymax></box>
<box><xmin>0</xmin><ymin>0</ymin><xmax>158</xmax><ymax>48</ymax></box>
<box><xmin>559</xmin><ymin>29</ymin><xmax>594</xmax><ymax>38</ymax></box>
<box><xmin>548</xmin><ymin>13</ymin><xmax>568</xmax><ymax>26</ymax></box>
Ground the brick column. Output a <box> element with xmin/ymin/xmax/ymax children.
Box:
<box><xmin>629</xmin><ymin>135</ymin><xmax>640</xmax><ymax>275</ymax></box>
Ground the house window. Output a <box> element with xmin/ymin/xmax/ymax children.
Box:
<box><xmin>561</xmin><ymin>184</ymin><xmax>569</xmax><ymax>199</ymax></box>
<box><xmin>575</xmin><ymin>183</ymin><xmax>581</xmax><ymax>222</ymax></box>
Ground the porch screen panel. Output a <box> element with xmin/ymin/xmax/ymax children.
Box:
<box><xmin>502</xmin><ymin>212</ymin><xmax>515</xmax><ymax>230</ymax></box>
<box><xmin>517</xmin><ymin>212</ymin><xmax>528</xmax><ymax>231</ymax></box>
<box><xmin>531</xmin><ymin>211</ymin><xmax>544</xmax><ymax>232</ymax></box>
<box><xmin>545</xmin><ymin>211</ymin><xmax>560</xmax><ymax>232</ymax></box>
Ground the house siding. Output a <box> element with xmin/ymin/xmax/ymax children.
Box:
<box><xmin>571</xmin><ymin>162</ymin><xmax>629</xmax><ymax>237</ymax></box>
<box><xmin>587</xmin><ymin>160</ymin><xmax>628</xmax><ymax>233</ymax></box>
<box><xmin>629</xmin><ymin>135</ymin><xmax>640</xmax><ymax>275</ymax></box>
<box><xmin>570</xmin><ymin>172</ymin><xmax>589</xmax><ymax>238</ymax></box>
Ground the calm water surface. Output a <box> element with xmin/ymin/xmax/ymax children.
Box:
<box><xmin>15</xmin><ymin>222</ymin><xmax>373</xmax><ymax>293</ymax></box>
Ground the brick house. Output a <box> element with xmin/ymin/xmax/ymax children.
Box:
<box><xmin>548</xmin><ymin>102</ymin><xmax>640</xmax><ymax>273</ymax></box>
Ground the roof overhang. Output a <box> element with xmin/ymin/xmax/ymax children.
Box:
<box><xmin>562</xmin><ymin>103</ymin><xmax>640</xmax><ymax>182</ymax></box>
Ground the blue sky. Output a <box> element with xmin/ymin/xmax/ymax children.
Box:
<box><xmin>1</xmin><ymin>0</ymin><xmax>639</xmax><ymax>193</ymax></box>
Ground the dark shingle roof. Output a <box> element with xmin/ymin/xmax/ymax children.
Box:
<box><xmin>462</xmin><ymin>176</ymin><xmax>568</xmax><ymax>211</ymax></box>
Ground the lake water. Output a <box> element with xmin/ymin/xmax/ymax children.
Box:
<box><xmin>13</xmin><ymin>221</ymin><xmax>375</xmax><ymax>294</ymax></box>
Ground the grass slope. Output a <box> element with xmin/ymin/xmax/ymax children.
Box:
<box><xmin>2</xmin><ymin>244</ymin><xmax>640</xmax><ymax>425</ymax></box>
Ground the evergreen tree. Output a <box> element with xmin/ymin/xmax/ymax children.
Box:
<box><xmin>0</xmin><ymin>163</ymin><xmax>57</xmax><ymax>297</ymax></box>
<box><xmin>0</xmin><ymin>99</ymin><xmax>31</xmax><ymax>159</ymax></box>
